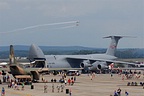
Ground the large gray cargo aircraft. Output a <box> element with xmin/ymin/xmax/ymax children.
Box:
<box><xmin>28</xmin><ymin>36</ymin><xmax>137</xmax><ymax>72</ymax></box>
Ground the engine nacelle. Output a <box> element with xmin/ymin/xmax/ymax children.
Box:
<box><xmin>97</xmin><ymin>64</ymin><xmax>108</xmax><ymax>70</ymax></box>
<box><xmin>89</xmin><ymin>61</ymin><xmax>108</xmax><ymax>71</ymax></box>
<box><xmin>80</xmin><ymin>60</ymin><xmax>92</xmax><ymax>68</ymax></box>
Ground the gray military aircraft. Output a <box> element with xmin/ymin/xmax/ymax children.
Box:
<box><xmin>28</xmin><ymin>36</ymin><xmax>137</xmax><ymax>72</ymax></box>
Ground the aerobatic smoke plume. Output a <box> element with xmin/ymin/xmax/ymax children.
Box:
<box><xmin>0</xmin><ymin>21</ymin><xmax>79</xmax><ymax>34</ymax></box>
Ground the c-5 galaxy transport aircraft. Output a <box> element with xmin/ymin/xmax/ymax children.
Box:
<box><xmin>28</xmin><ymin>36</ymin><xmax>137</xmax><ymax>72</ymax></box>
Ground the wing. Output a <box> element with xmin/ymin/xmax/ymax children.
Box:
<box><xmin>66</xmin><ymin>57</ymin><xmax>137</xmax><ymax>65</ymax></box>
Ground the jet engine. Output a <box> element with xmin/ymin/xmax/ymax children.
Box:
<box><xmin>80</xmin><ymin>60</ymin><xmax>92</xmax><ymax>68</ymax></box>
<box><xmin>89</xmin><ymin>61</ymin><xmax>108</xmax><ymax>71</ymax></box>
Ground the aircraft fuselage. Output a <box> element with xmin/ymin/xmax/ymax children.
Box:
<box><xmin>45</xmin><ymin>54</ymin><xmax>117</xmax><ymax>68</ymax></box>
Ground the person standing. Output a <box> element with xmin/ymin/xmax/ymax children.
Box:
<box><xmin>60</xmin><ymin>85</ymin><xmax>64</xmax><ymax>92</ymax></box>
<box><xmin>122</xmin><ymin>75</ymin><xmax>125</xmax><ymax>80</ymax></box>
<box><xmin>44</xmin><ymin>83</ymin><xmax>48</xmax><ymax>93</ymax></box>
<box><xmin>71</xmin><ymin>79</ymin><xmax>74</xmax><ymax>86</ymax></box>
<box><xmin>68</xmin><ymin>78</ymin><xmax>71</xmax><ymax>85</ymax></box>
<box><xmin>110</xmin><ymin>73</ymin><xmax>113</xmax><ymax>77</ymax></box>
<box><xmin>125</xmin><ymin>90</ymin><xmax>129</xmax><ymax>96</ymax></box>
<box><xmin>1</xmin><ymin>87</ymin><xmax>5</xmax><ymax>96</ymax></box>
<box><xmin>117</xmin><ymin>88</ymin><xmax>121</xmax><ymax>96</ymax></box>
<box><xmin>52</xmin><ymin>84</ymin><xmax>54</xmax><ymax>93</ymax></box>
<box><xmin>69</xmin><ymin>89</ymin><xmax>72</xmax><ymax>96</ymax></box>
<box><xmin>21</xmin><ymin>82</ymin><xmax>24</xmax><ymax>90</ymax></box>
<box><xmin>56</xmin><ymin>85</ymin><xmax>60</xmax><ymax>93</ymax></box>
<box><xmin>74</xmin><ymin>76</ymin><xmax>76</xmax><ymax>82</ymax></box>
<box><xmin>114</xmin><ymin>90</ymin><xmax>118</xmax><ymax>96</ymax></box>
<box><xmin>64</xmin><ymin>78</ymin><xmax>67</xmax><ymax>85</ymax></box>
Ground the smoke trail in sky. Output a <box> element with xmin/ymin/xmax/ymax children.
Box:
<box><xmin>35</xmin><ymin>24</ymin><xmax>78</xmax><ymax>32</ymax></box>
<box><xmin>0</xmin><ymin>20</ymin><xmax>79</xmax><ymax>34</ymax></box>
<box><xmin>57</xmin><ymin>25</ymin><xmax>77</xmax><ymax>29</ymax></box>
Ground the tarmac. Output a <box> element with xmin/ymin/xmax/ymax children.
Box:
<box><xmin>0</xmin><ymin>73</ymin><xmax>144</xmax><ymax>96</ymax></box>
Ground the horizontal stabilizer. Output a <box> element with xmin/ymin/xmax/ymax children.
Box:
<box><xmin>103</xmin><ymin>35</ymin><xmax>136</xmax><ymax>39</ymax></box>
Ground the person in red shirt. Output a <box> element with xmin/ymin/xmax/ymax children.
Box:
<box><xmin>68</xmin><ymin>78</ymin><xmax>71</xmax><ymax>85</ymax></box>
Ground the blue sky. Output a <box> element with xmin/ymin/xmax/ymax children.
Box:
<box><xmin>0</xmin><ymin>0</ymin><xmax>143</xmax><ymax>48</ymax></box>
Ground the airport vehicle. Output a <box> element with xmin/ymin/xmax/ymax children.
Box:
<box><xmin>0</xmin><ymin>62</ymin><xmax>8</xmax><ymax>68</ymax></box>
<box><xmin>28</xmin><ymin>36</ymin><xmax>137</xmax><ymax>72</ymax></box>
<box><xmin>66</xmin><ymin>70</ymin><xmax>81</xmax><ymax>76</ymax></box>
<box><xmin>135</xmin><ymin>62</ymin><xmax>144</xmax><ymax>67</ymax></box>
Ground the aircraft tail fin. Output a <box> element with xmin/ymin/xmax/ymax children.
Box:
<box><xmin>28</xmin><ymin>44</ymin><xmax>46</xmax><ymax>61</ymax></box>
<box><xmin>104</xmin><ymin>36</ymin><xmax>123</xmax><ymax>56</ymax></box>
<box><xmin>9</xmin><ymin>45</ymin><xmax>17</xmax><ymax>64</ymax></box>
<box><xmin>28</xmin><ymin>44</ymin><xmax>46</xmax><ymax>68</ymax></box>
